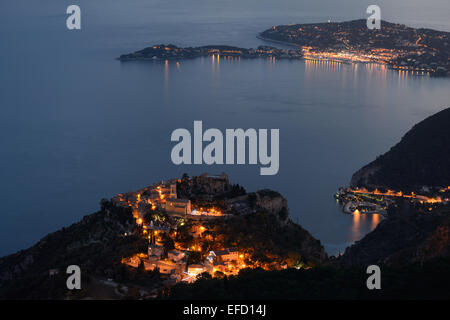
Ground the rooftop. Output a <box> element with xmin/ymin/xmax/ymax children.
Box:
<box><xmin>166</xmin><ymin>198</ymin><xmax>190</xmax><ymax>204</ymax></box>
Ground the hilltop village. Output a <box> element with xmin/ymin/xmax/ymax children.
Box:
<box><xmin>0</xmin><ymin>172</ymin><xmax>326</xmax><ymax>300</ymax></box>
<box><xmin>112</xmin><ymin>173</ymin><xmax>325</xmax><ymax>289</ymax></box>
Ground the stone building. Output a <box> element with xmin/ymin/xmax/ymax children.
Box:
<box><xmin>165</xmin><ymin>198</ymin><xmax>191</xmax><ymax>215</ymax></box>
<box><xmin>192</xmin><ymin>173</ymin><xmax>230</xmax><ymax>195</ymax></box>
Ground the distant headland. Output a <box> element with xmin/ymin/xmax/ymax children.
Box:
<box><xmin>259</xmin><ymin>19</ymin><xmax>449</xmax><ymax>76</ymax></box>
<box><xmin>118</xmin><ymin>44</ymin><xmax>303</xmax><ymax>61</ymax></box>
<box><xmin>119</xmin><ymin>19</ymin><xmax>449</xmax><ymax>77</ymax></box>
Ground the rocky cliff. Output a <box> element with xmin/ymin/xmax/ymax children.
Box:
<box><xmin>254</xmin><ymin>189</ymin><xmax>288</xmax><ymax>217</ymax></box>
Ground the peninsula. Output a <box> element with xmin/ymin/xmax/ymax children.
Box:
<box><xmin>259</xmin><ymin>19</ymin><xmax>450</xmax><ymax>76</ymax></box>
<box><xmin>119</xmin><ymin>20</ymin><xmax>450</xmax><ymax>76</ymax></box>
<box><xmin>118</xmin><ymin>44</ymin><xmax>303</xmax><ymax>61</ymax></box>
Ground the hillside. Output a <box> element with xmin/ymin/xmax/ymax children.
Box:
<box><xmin>351</xmin><ymin>107</ymin><xmax>450</xmax><ymax>190</ymax></box>
<box><xmin>0</xmin><ymin>176</ymin><xmax>326</xmax><ymax>299</ymax></box>
<box><xmin>165</xmin><ymin>258</ymin><xmax>450</xmax><ymax>300</ymax></box>
<box><xmin>338</xmin><ymin>202</ymin><xmax>450</xmax><ymax>267</ymax></box>
<box><xmin>0</xmin><ymin>202</ymin><xmax>148</xmax><ymax>299</ymax></box>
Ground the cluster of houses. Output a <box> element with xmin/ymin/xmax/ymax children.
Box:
<box><xmin>112</xmin><ymin>174</ymin><xmax>236</xmax><ymax>219</ymax></box>
<box><xmin>115</xmin><ymin>174</ymin><xmax>260</xmax><ymax>284</ymax></box>
<box><xmin>112</xmin><ymin>179</ymin><xmax>192</xmax><ymax>217</ymax></box>
<box><xmin>126</xmin><ymin>245</ymin><xmax>244</xmax><ymax>284</ymax></box>
<box><xmin>139</xmin><ymin>218</ymin><xmax>244</xmax><ymax>283</ymax></box>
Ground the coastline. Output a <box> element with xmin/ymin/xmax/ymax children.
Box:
<box><xmin>258</xmin><ymin>20</ymin><xmax>449</xmax><ymax>77</ymax></box>
<box><xmin>257</xmin><ymin>34</ymin><xmax>446</xmax><ymax>75</ymax></box>
<box><xmin>118</xmin><ymin>20</ymin><xmax>449</xmax><ymax>77</ymax></box>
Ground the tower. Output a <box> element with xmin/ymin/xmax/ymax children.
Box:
<box><xmin>170</xmin><ymin>184</ymin><xmax>177</xmax><ymax>199</ymax></box>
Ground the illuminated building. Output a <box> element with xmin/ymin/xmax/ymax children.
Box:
<box><xmin>165</xmin><ymin>198</ymin><xmax>192</xmax><ymax>215</ymax></box>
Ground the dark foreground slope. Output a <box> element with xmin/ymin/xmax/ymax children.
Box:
<box><xmin>338</xmin><ymin>203</ymin><xmax>450</xmax><ymax>267</ymax></box>
<box><xmin>0</xmin><ymin>201</ymin><xmax>147</xmax><ymax>299</ymax></box>
<box><xmin>165</xmin><ymin>258</ymin><xmax>450</xmax><ymax>300</ymax></box>
<box><xmin>351</xmin><ymin>107</ymin><xmax>450</xmax><ymax>190</ymax></box>
<box><xmin>164</xmin><ymin>204</ymin><xmax>450</xmax><ymax>300</ymax></box>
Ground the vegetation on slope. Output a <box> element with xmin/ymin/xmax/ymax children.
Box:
<box><xmin>165</xmin><ymin>258</ymin><xmax>450</xmax><ymax>300</ymax></box>
<box><xmin>351</xmin><ymin>107</ymin><xmax>450</xmax><ymax>190</ymax></box>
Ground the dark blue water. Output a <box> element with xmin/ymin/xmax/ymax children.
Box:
<box><xmin>1</xmin><ymin>0</ymin><xmax>449</xmax><ymax>257</ymax></box>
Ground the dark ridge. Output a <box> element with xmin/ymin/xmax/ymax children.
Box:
<box><xmin>351</xmin><ymin>107</ymin><xmax>450</xmax><ymax>190</ymax></box>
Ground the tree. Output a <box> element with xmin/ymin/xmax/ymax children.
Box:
<box><xmin>161</xmin><ymin>233</ymin><xmax>175</xmax><ymax>251</ymax></box>
<box><xmin>248</xmin><ymin>193</ymin><xmax>257</xmax><ymax>208</ymax></box>
<box><xmin>186</xmin><ymin>251</ymin><xmax>203</xmax><ymax>265</ymax></box>
<box><xmin>100</xmin><ymin>198</ymin><xmax>110</xmax><ymax>211</ymax></box>
<box><xmin>197</xmin><ymin>272</ymin><xmax>212</xmax><ymax>280</ymax></box>
<box><xmin>278</xmin><ymin>207</ymin><xmax>289</xmax><ymax>220</ymax></box>
<box><xmin>137</xmin><ymin>259</ymin><xmax>146</xmax><ymax>274</ymax></box>
<box><xmin>143</xmin><ymin>212</ymin><xmax>153</xmax><ymax>225</ymax></box>
<box><xmin>284</xmin><ymin>252</ymin><xmax>302</xmax><ymax>267</ymax></box>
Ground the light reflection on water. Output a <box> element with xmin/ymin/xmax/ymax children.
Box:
<box><xmin>349</xmin><ymin>212</ymin><xmax>381</xmax><ymax>243</ymax></box>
